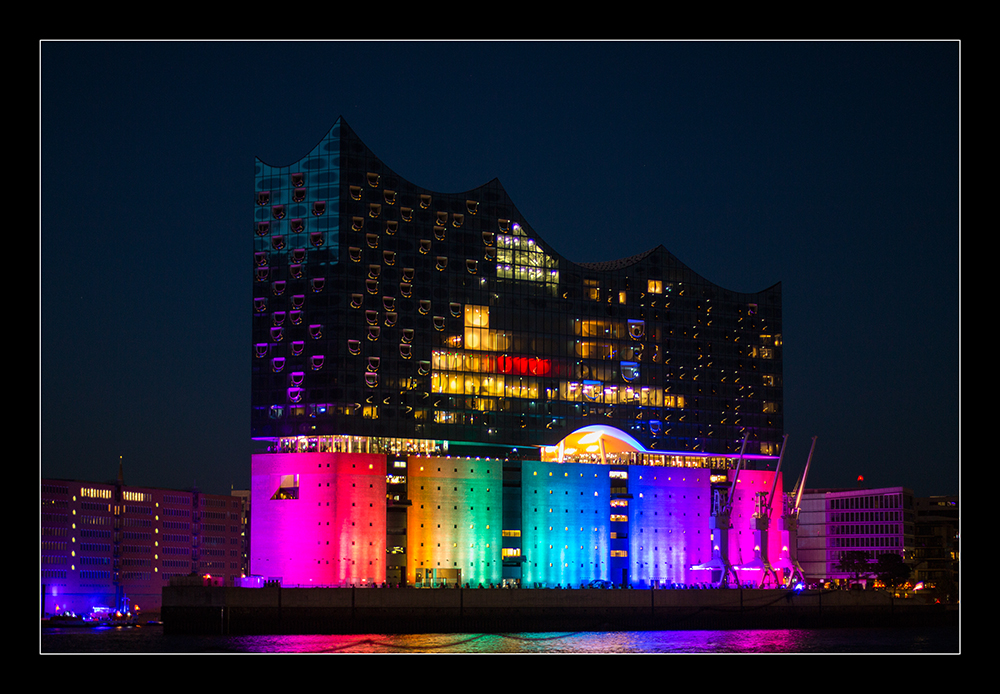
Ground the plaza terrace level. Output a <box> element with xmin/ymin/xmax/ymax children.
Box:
<box><xmin>250</xmin><ymin>118</ymin><xmax>785</xmax><ymax>588</ymax></box>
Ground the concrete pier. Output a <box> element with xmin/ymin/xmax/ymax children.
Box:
<box><xmin>162</xmin><ymin>585</ymin><xmax>956</xmax><ymax>635</ymax></box>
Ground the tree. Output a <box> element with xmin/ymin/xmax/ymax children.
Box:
<box><xmin>835</xmin><ymin>551</ymin><xmax>873</xmax><ymax>584</ymax></box>
<box><xmin>874</xmin><ymin>552</ymin><xmax>911</xmax><ymax>590</ymax></box>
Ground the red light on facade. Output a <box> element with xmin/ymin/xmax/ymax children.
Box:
<box><xmin>529</xmin><ymin>357</ymin><xmax>551</xmax><ymax>376</ymax></box>
<box><xmin>497</xmin><ymin>355</ymin><xmax>552</xmax><ymax>376</ymax></box>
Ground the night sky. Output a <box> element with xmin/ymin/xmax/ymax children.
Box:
<box><xmin>40</xmin><ymin>41</ymin><xmax>959</xmax><ymax>499</ymax></box>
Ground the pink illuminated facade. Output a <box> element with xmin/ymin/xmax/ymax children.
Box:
<box><xmin>251</xmin><ymin>453</ymin><xmax>387</xmax><ymax>586</ymax></box>
<box><xmin>725</xmin><ymin>469</ymin><xmax>787</xmax><ymax>585</ymax></box>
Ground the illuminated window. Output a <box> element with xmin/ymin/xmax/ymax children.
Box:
<box><xmin>496</xmin><ymin>223</ymin><xmax>559</xmax><ymax>285</ymax></box>
<box><xmin>271</xmin><ymin>474</ymin><xmax>299</xmax><ymax>500</ymax></box>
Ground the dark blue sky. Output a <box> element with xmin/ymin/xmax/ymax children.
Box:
<box><xmin>40</xmin><ymin>41</ymin><xmax>959</xmax><ymax>498</ymax></box>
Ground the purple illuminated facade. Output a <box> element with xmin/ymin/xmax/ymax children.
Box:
<box><xmin>41</xmin><ymin>479</ymin><xmax>243</xmax><ymax>617</ymax></box>
<box><xmin>250</xmin><ymin>119</ymin><xmax>786</xmax><ymax>588</ymax></box>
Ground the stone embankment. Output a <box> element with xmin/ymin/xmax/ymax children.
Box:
<box><xmin>163</xmin><ymin>584</ymin><xmax>957</xmax><ymax>635</ymax></box>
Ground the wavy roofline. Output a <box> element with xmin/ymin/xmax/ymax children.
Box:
<box><xmin>575</xmin><ymin>247</ymin><xmax>660</xmax><ymax>272</ymax></box>
<box><xmin>257</xmin><ymin>116</ymin><xmax>781</xmax><ymax>297</ymax></box>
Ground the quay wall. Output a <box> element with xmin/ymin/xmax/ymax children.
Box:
<box><xmin>162</xmin><ymin>586</ymin><xmax>957</xmax><ymax>635</ymax></box>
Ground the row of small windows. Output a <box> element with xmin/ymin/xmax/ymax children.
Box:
<box><xmin>830</xmin><ymin>494</ymin><xmax>903</xmax><ymax>510</ymax></box>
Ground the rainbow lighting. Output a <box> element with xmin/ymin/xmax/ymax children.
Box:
<box><xmin>250</xmin><ymin>119</ymin><xmax>785</xmax><ymax>589</ymax></box>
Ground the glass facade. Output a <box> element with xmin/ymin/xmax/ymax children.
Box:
<box><xmin>253</xmin><ymin>118</ymin><xmax>782</xmax><ymax>458</ymax></box>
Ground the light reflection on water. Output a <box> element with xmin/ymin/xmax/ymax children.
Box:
<box><xmin>42</xmin><ymin>626</ymin><xmax>959</xmax><ymax>654</ymax></box>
